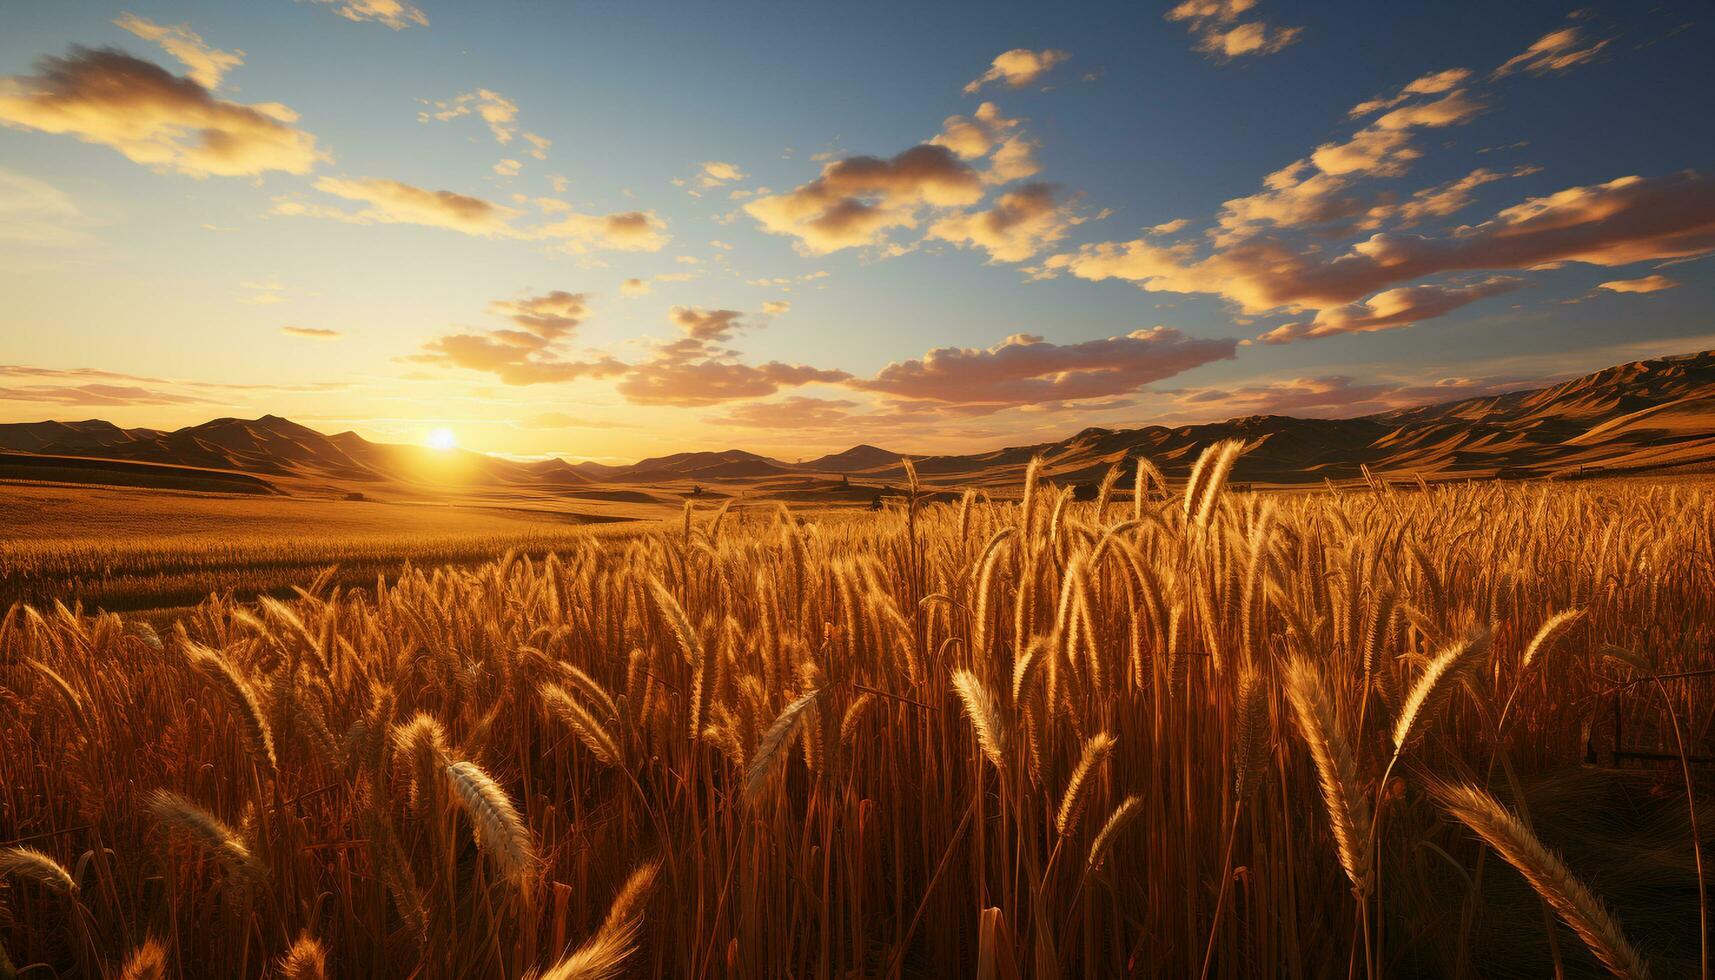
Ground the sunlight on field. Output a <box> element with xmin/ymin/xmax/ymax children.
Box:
<box><xmin>1</xmin><ymin>449</ymin><xmax>1710</xmax><ymax>977</ymax></box>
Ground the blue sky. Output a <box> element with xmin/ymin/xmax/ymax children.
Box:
<box><xmin>1</xmin><ymin>0</ymin><xmax>1710</xmax><ymax>460</ymax></box>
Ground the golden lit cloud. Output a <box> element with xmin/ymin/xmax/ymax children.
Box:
<box><xmin>113</xmin><ymin>14</ymin><xmax>243</xmax><ymax>89</ymax></box>
<box><xmin>850</xmin><ymin>328</ymin><xmax>1236</xmax><ymax>410</ymax></box>
<box><xmin>1165</xmin><ymin>0</ymin><xmax>1302</xmax><ymax>61</ymax></box>
<box><xmin>1349</xmin><ymin>68</ymin><xmax>1472</xmax><ymax>118</ymax></box>
<box><xmin>1258</xmin><ymin>277</ymin><xmax>1523</xmax><ymax>345</ymax></box>
<box><xmin>409</xmin><ymin>291</ymin><xmax>627</xmax><ymax>385</ymax></box>
<box><xmin>298</xmin><ymin>177</ymin><xmax>519</xmax><ymax>235</ymax></box>
<box><xmin>963</xmin><ymin>49</ymin><xmax>1070</xmax><ymax>94</ymax></box>
<box><xmin>1598</xmin><ymin>275</ymin><xmax>1679</xmax><ymax>294</ymax></box>
<box><xmin>710</xmin><ymin>396</ymin><xmax>859</xmax><ymax>429</ymax></box>
<box><xmin>0</xmin><ymin>47</ymin><xmax>325</xmax><ymax>178</ymax></box>
<box><xmin>928</xmin><ymin>182</ymin><xmax>1082</xmax><ymax>262</ymax></box>
<box><xmin>614</xmin><ymin>307</ymin><xmax>849</xmax><ymax>406</ymax></box>
<box><xmin>281</xmin><ymin>325</ymin><xmax>342</xmax><ymax>339</ymax></box>
<box><xmin>762</xmin><ymin>300</ymin><xmax>791</xmax><ymax>315</ymax></box>
<box><xmin>421</xmin><ymin>89</ymin><xmax>519</xmax><ymax>143</ymax></box>
<box><xmin>310</xmin><ymin>0</ymin><xmax>428</xmax><ymax>30</ymax></box>
<box><xmin>1492</xmin><ymin>26</ymin><xmax>1612</xmax><ymax>79</ymax></box>
<box><xmin>745</xmin><ymin>144</ymin><xmax>985</xmax><ymax>254</ymax></box>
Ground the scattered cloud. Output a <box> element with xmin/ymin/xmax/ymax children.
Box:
<box><xmin>0</xmin><ymin>47</ymin><xmax>325</xmax><ymax>178</ymax></box>
<box><xmin>1598</xmin><ymin>274</ymin><xmax>1678</xmax><ymax>294</ymax></box>
<box><xmin>0</xmin><ymin>168</ymin><xmax>91</xmax><ymax>246</ymax></box>
<box><xmin>850</xmin><ymin>327</ymin><xmax>1236</xmax><ymax>411</ymax></box>
<box><xmin>615</xmin><ymin>307</ymin><xmax>849</xmax><ymax>406</ymax></box>
<box><xmin>695</xmin><ymin>161</ymin><xmax>746</xmax><ymax>188</ymax></box>
<box><xmin>762</xmin><ymin>300</ymin><xmax>791</xmax><ymax>315</ymax></box>
<box><xmin>272</xmin><ymin>177</ymin><xmax>669</xmax><ymax>250</ymax></box>
<box><xmin>408</xmin><ymin>291</ymin><xmax>628</xmax><ymax>385</ymax></box>
<box><xmin>421</xmin><ymin>89</ymin><xmax>519</xmax><ymax>143</ymax></box>
<box><xmin>1493</xmin><ymin>26</ymin><xmax>1612</xmax><ymax>79</ymax></box>
<box><xmin>1174</xmin><ymin>372</ymin><xmax>1535</xmax><ymax>418</ymax></box>
<box><xmin>710</xmin><ymin>396</ymin><xmax>858</xmax><ymax>429</ymax></box>
<box><xmin>281</xmin><ymin>325</ymin><xmax>341</xmax><ymax>339</ymax></box>
<box><xmin>493</xmin><ymin>158</ymin><xmax>521</xmax><ymax>177</ymax></box>
<box><xmin>963</xmin><ymin>48</ymin><xmax>1070</xmax><ymax>94</ymax></box>
<box><xmin>928</xmin><ymin>182</ymin><xmax>1084</xmax><ymax>262</ymax></box>
<box><xmin>309</xmin><ymin>0</ymin><xmax>428</xmax><ymax>30</ymax></box>
<box><xmin>1049</xmin><ymin>171</ymin><xmax>1715</xmax><ymax>322</ymax></box>
<box><xmin>621</xmin><ymin>277</ymin><xmax>651</xmax><ymax>296</ymax></box>
<box><xmin>0</xmin><ymin>381</ymin><xmax>209</xmax><ymax>406</ymax></box>
<box><xmin>113</xmin><ymin>14</ymin><xmax>243</xmax><ymax>89</ymax></box>
<box><xmin>1165</xmin><ymin>0</ymin><xmax>1302</xmax><ymax>61</ymax></box>
<box><xmin>1349</xmin><ymin>67</ymin><xmax>1472</xmax><ymax>118</ymax></box>
<box><xmin>1258</xmin><ymin>277</ymin><xmax>1524</xmax><ymax>345</ymax></box>
<box><xmin>745</xmin><ymin>144</ymin><xmax>985</xmax><ymax>254</ymax></box>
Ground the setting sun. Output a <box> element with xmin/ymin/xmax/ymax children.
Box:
<box><xmin>425</xmin><ymin>427</ymin><xmax>457</xmax><ymax>451</ymax></box>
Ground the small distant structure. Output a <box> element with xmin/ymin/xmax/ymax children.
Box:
<box><xmin>870</xmin><ymin>492</ymin><xmax>884</xmax><ymax>511</ymax></box>
<box><xmin>689</xmin><ymin>483</ymin><xmax>704</xmax><ymax>497</ymax></box>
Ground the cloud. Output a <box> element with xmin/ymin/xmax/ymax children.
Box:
<box><xmin>0</xmin><ymin>381</ymin><xmax>208</xmax><ymax>406</ymax></box>
<box><xmin>0</xmin><ymin>47</ymin><xmax>325</xmax><ymax>178</ymax></box>
<box><xmin>928</xmin><ymin>182</ymin><xmax>1082</xmax><ymax>262</ymax></box>
<box><xmin>493</xmin><ymin>158</ymin><xmax>521</xmax><ymax>177</ymax></box>
<box><xmin>1493</xmin><ymin>26</ymin><xmax>1612</xmax><ymax>79</ymax></box>
<box><xmin>850</xmin><ymin>327</ymin><xmax>1236</xmax><ymax>410</ymax></box>
<box><xmin>710</xmin><ymin>396</ymin><xmax>858</xmax><ymax>429</ymax></box>
<box><xmin>1174</xmin><ymin>372</ymin><xmax>1535</xmax><ymax>418</ymax></box>
<box><xmin>745</xmin><ymin>144</ymin><xmax>985</xmax><ymax>254</ymax></box>
<box><xmin>614</xmin><ymin>307</ymin><xmax>850</xmax><ymax>406</ymax></box>
<box><xmin>1598</xmin><ymin>274</ymin><xmax>1679</xmax><ymax>294</ymax></box>
<box><xmin>310</xmin><ymin>0</ymin><xmax>428</xmax><ymax>30</ymax></box>
<box><xmin>281</xmin><ymin>325</ymin><xmax>341</xmax><ymax>339</ymax></box>
<box><xmin>532</xmin><ymin>209</ymin><xmax>669</xmax><ymax>253</ymax></box>
<box><xmin>621</xmin><ymin>277</ymin><xmax>651</xmax><ymax>296</ymax></box>
<box><xmin>0</xmin><ymin>168</ymin><xmax>91</xmax><ymax>246</ymax></box>
<box><xmin>931</xmin><ymin>102</ymin><xmax>1021</xmax><ymax>159</ymax></box>
<box><xmin>1362</xmin><ymin>165</ymin><xmax>1538</xmax><ymax>228</ymax></box>
<box><xmin>1165</xmin><ymin>0</ymin><xmax>1302</xmax><ymax>61</ymax></box>
<box><xmin>294</xmin><ymin>177</ymin><xmax>518</xmax><ymax>235</ymax></box>
<box><xmin>963</xmin><ymin>49</ymin><xmax>1070</xmax><ymax>94</ymax></box>
<box><xmin>113</xmin><ymin>14</ymin><xmax>243</xmax><ymax>89</ymax></box>
<box><xmin>273</xmin><ymin>177</ymin><xmax>669</xmax><ymax>250</ymax></box>
<box><xmin>1150</xmin><ymin>218</ymin><xmax>1191</xmax><ymax>235</ymax></box>
<box><xmin>421</xmin><ymin>89</ymin><xmax>519</xmax><ymax>143</ymax></box>
<box><xmin>523</xmin><ymin>133</ymin><xmax>551</xmax><ymax>160</ymax></box>
<box><xmin>1049</xmin><ymin>171</ymin><xmax>1715</xmax><ymax>316</ymax></box>
<box><xmin>1257</xmin><ymin>276</ymin><xmax>1524</xmax><ymax>345</ymax></box>
<box><xmin>409</xmin><ymin>291</ymin><xmax>627</xmax><ymax>386</ymax></box>
<box><xmin>762</xmin><ymin>300</ymin><xmax>791</xmax><ymax>315</ymax></box>
<box><xmin>1349</xmin><ymin>67</ymin><xmax>1473</xmax><ymax>118</ymax></box>
<box><xmin>696</xmin><ymin>161</ymin><xmax>746</xmax><ymax>188</ymax></box>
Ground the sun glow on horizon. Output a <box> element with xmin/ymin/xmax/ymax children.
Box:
<box><xmin>425</xmin><ymin>427</ymin><xmax>458</xmax><ymax>451</ymax></box>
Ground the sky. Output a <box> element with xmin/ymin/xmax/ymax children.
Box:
<box><xmin>1</xmin><ymin>0</ymin><xmax>1711</xmax><ymax>463</ymax></box>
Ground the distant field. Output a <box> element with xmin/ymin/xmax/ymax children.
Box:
<box><xmin>0</xmin><ymin>482</ymin><xmax>659</xmax><ymax>611</ymax></box>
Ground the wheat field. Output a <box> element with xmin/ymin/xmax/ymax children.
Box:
<box><xmin>2</xmin><ymin>447</ymin><xmax>1711</xmax><ymax>978</ymax></box>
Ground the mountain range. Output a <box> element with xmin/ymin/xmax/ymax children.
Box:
<box><xmin>4</xmin><ymin>349</ymin><xmax>1714</xmax><ymax>496</ymax></box>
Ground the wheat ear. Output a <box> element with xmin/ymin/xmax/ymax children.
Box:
<box><xmin>118</xmin><ymin>938</ymin><xmax>169</xmax><ymax>980</ymax></box>
<box><xmin>1282</xmin><ymin>657</ymin><xmax>1373</xmax><ymax>897</ymax></box>
<box><xmin>1056</xmin><ymin>732</ymin><xmax>1116</xmax><ymax>836</ymax></box>
<box><xmin>952</xmin><ymin>670</ymin><xmax>1009</xmax><ymax>769</ymax></box>
<box><xmin>1437</xmin><ymin>782</ymin><xmax>1651</xmax><ymax>979</ymax></box>
<box><xmin>0</xmin><ymin>846</ymin><xmax>77</xmax><ymax>894</ymax></box>
<box><xmin>444</xmin><ymin>759</ymin><xmax>537</xmax><ymax>884</ymax></box>
<box><xmin>277</xmin><ymin>933</ymin><xmax>328</xmax><ymax>980</ymax></box>
<box><xmin>541</xmin><ymin>683</ymin><xmax>622</xmax><ymax>767</ymax></box>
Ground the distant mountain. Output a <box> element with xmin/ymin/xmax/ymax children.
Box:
<box><xmin>803</xmin><ymin>444</ymin><xmax>907</xmax><ymax>472</ymax></box>
<box><xmin>5</xmin><ymin>349</ymin><xmax>1715</xmax><ymax>494</ymax></box>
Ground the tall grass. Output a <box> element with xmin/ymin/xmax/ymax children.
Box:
<box><xmin>1</xmin><ymin>468</ymin><xmax>1711</xmax><ymax>976</ymax></box>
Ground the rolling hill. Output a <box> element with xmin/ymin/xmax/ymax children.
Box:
<box><xmin>4</xmin><ymin>349</ymin><xmax>1715</xmax><ymax>496</ymax></box>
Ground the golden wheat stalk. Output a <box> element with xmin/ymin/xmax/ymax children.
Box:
<box><xmin>541</xmin><ymin>682</ymin><xmax>622</xmax><ymax>767</ymax></box>
<box><xmin>1087</xmin><ymin>795</ymin><xmax>1142</xmax><ymax>869</ymax></box>
<box><xmin>532</xmin><ymin>860</ymin><xmax>661</xmax><ymax>980</ymax></box>
<box><xmin>0</xmin><ymin>846</ymin><xmax>77</xmax><ymax>894</ymax></box>
<box><xmin>1392</xmin><ymin>630</ymin><xmax>1487</xmax><ymax>750</ymax></box>
<box><xmin>1232</xmin><ymin>669</ymin><xmax>1272</xmax><ymax>802</ymax></box>
<box><xmin>146</xmin><ymin>789</ymin><xmax>264</xmax><ymax>883</ymax></box>
<box><xmin>1522</xmin><ymin>609</ymin><xmax>1586</xmax><ymax>670</ymax></box>
<box><xmin>1056</xmin><ymin>731</ymin><xmax>1116</xmax><ymax>836</ymax></box>
<box><xmin>444</xmin><ymin>759</ymin><xmax>537</xmax><ymax>884</ymax></box>
<box><xmin>744</xmin><ymin>685</ymin><xmax>824</xmax><ymax>800</ymax></box>
<box><xmin>952</xmin><ymin>669</ymin><xmax>1008</xmax><ymax>769</ymax></box>
<box><xmin>1437</xmin><ymin>782</ymin><xmax>1652</xmax><ymax>979</ymax></box>
<box><xmin>276</xmin><ymin>933</ymin><xmax>328</xmax><ymax>980</ymax></box>
<box><xmin>1282</xmin><ymin>657</ymin><xmax>1372</xmax><ymax>896</ymax></box>
<box><xmin>118</xmin><ymin>938</ymin><xmax>169</xmax><ymax>980</ymax></box>
<box><xmin>183</xmin><ymin>641</ymin><xmax>278</xmax><ymax>776</ymax></box>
